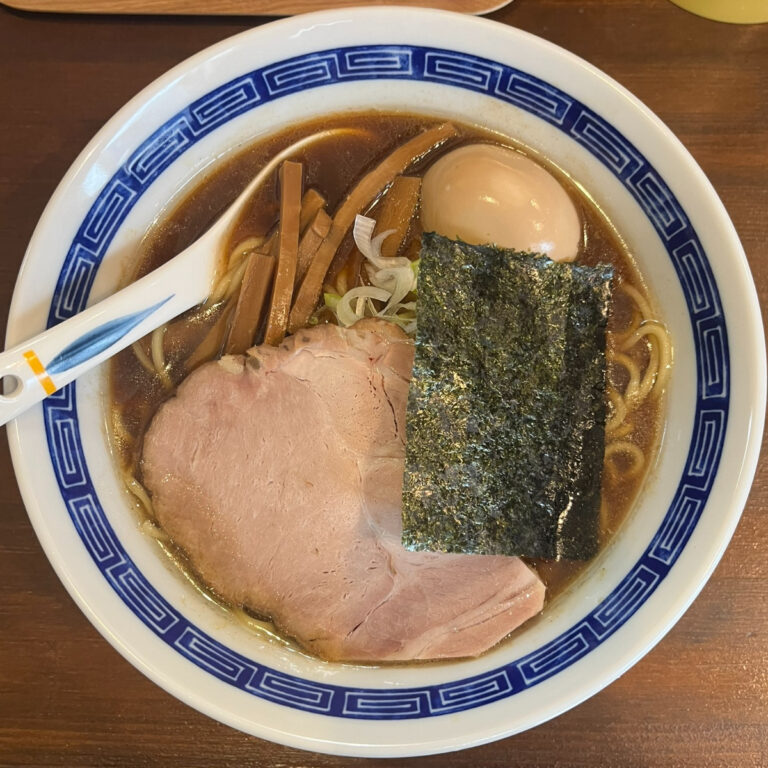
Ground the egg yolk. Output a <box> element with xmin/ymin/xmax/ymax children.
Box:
<box><xmin>420</xmin><ymin>144</ymin><xmax>581</xmax><ymax>262</ymax></box>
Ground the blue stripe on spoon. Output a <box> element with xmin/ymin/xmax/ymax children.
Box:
<box><xmin>46</xmin><ymin>295</ymin><xmax>174</xmax><ymax>375</ymax></box>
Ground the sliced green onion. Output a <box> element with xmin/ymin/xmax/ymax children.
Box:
<box><xmin>336</xmin><ymin>285</ymin><xmax>391</xmax><ymax>327</ymax></box>
<box><xmin>410</xmin><ymin>258</ymin><xmax>420</xmax><ymax>285</ymax></box>
<box><xmin>324</xmin><ymin>292</ymin><xmax>341</xmax><ymax>311</ymax></box>
<box><xmin>320</xmin><ymin>216</ymin><xmax>420</xmax><ymax>334</ymax></box>
<box><xmin>323</xmin><ymin>214</ymin><xmax>419</xmax><ymax>334</ymax></box>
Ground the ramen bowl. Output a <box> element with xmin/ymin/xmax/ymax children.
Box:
<box><xmin>6</xmin><ymin>8</ymin><xmax>765</xmax><ymax>757</ymax></box>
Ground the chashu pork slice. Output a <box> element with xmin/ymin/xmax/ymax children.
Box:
<box><xmin>141</xmin><ymin>319</ymin><xmax>545</xmax><ymax>662</ymax></box>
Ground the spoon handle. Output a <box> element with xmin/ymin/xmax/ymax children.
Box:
<box><xmin>0</xmin><ymin>252</ymin><xmax>210</xmax><ymax>426</ymax></box>
<box><xmin>1</xmin><ymin>130</ymin><xmax>342</xmax><ymax>427</ymax></box>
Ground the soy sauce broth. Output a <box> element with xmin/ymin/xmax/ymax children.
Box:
<box><xmin>110</xmin><ymin>110</ymin><xmax>664</xmax><ymax>609</ymax></box>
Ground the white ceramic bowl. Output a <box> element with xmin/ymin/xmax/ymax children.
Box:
<box><xmin>6</xmin><ymin>8</ymin><xmax>765</xmax><ymax>757</ymax></box>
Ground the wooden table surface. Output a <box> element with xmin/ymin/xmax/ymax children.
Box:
<box><xmin>1</xmin><ymin>1</ymin><xmax>766</xmax><ymax>765</ymax></box>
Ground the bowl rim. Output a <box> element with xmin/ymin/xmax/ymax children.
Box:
<box><xmin>6</xmin><ymin>7</ymin><xmax>766</xmax><ymax>757</ymax></box>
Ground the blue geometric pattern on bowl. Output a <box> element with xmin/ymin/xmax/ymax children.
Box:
<box><xmin>42</xmin><ymin>45</ymin><xmax>728</xmax><ymax>719</ymax></box>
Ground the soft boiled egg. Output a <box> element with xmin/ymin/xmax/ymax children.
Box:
<box><xmin>421</xmin><ymin>143</ymin><xmax>581</xmax><ymax>262</ymax></box>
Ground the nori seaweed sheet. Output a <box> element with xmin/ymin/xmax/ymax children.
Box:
<box><xmin>402</xmin><ymin>234</ymin><xmax>613</xmax><ymax>560</ymax></box>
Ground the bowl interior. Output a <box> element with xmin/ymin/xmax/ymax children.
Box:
<box><xmin>6</xmin><ymin>9</ymin><xmax>762</xmax><ymax>757</ymax></box>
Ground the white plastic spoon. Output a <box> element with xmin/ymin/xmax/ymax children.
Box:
<box><xmin>0</xmin><ymin>130</ymin><xmax>341</xmax><ymax>427</ymax></box>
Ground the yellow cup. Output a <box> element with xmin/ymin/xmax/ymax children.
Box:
<box><xmin>669</xmin><ymin>0</ymin><xmax>768</xmax><ymax>23</ymax></box>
